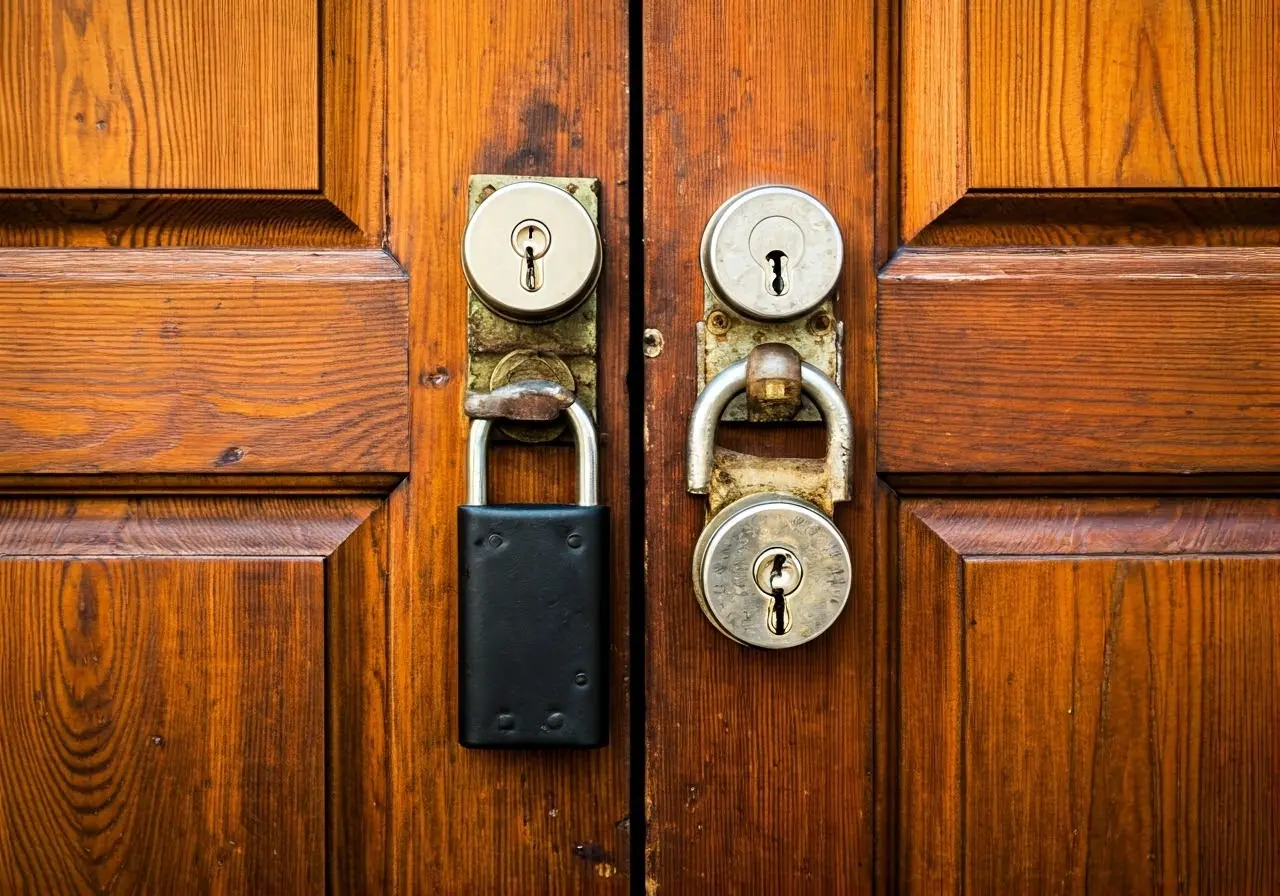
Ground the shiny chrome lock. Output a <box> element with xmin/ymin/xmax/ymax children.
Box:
<box><xmin>462</xmin><ymin>180</ymin><xmax>602</xmax><ymax>322</ymax></box>
<box><xmin>687</xmin><ymin>355</ymin><xmax>853</xmax><ymax>648</ymax></box>
<box><xmin>700</xmin><ymin>185</ymin><xmax>842</xmax><ymax>321</ymax></box>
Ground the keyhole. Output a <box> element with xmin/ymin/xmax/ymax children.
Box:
<box><xmin>768</xmin><ymin>554</ymin><xmax>789</xmax><ymax>635</ymax></box>
<box><xmin>524</xmin><ymin>245</ymin><xmax>537</xmax><ymax>290</ymax></box>
<box><xmin>511</xmin><ymin>219</ymin><xmax>550</xmax><ymax>293</ymax></box>
<box><xmin>765</xmin><ymin>250</ymin><xmax>789</xmax><ymax>296</ymax></box>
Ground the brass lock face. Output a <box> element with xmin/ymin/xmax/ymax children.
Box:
<box><xmin>692</xmin><ymin>492</ymin><xmax>851</xmax><ymax>649</ymax></box>
<box><xmin>462</xmin><ymin>180</ymin><xmax>602</xmax><ymax>322</ymax></box>
<box><xmin>700</xmin><ymin>185</ymin><xmax>842</xmax><ymax>322</ymax></box>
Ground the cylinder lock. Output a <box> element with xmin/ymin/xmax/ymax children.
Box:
<box><xmin>686</xmin><ymin>351</ymin><xmax>853</xmax><ymax>648</ymax></box>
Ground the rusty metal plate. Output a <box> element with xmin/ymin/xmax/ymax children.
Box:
<box><xmin>466</xmin><ymin>174</ymin><xmax>599</xmax><ymax>442</ymax></box>
<box><xmin>696</xmin><ymin>286</ymin><xmax>843</xmax><ymax>423</ymax></box>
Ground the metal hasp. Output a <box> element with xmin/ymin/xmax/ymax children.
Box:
<box><xmin>459</xmin><ymin>382</ymin><xmax>607</xmax><ymax>748</ymax></box>
<box><xmin>696</xmin><ymin>184</ymin><xmax>844</xmax><ymax>422</ymax></box>
<box><xmin>463</xmin><ymin>175</ymin><xmax>601</xmax><ymax>442</ymax></box>
<box><xmin>686</xmin><ymin>355</ymin><xmax>854</xmax><ymax>649</ymax></box>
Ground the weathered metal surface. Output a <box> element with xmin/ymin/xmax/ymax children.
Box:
<box><xmin>466</xmin><ymin>174</ymin><xmax>599</xmax><ymax>442</ymax></box>
<box><xmin>744</xmin><ymin>342</ymin><xmax>803</xmax><ymax>422</ymax></box>
<box><xmin>696</xmin><ymin>285</ymin><xmax>842</xmax><ymax>423</ymax></box>
<box><xmin>463</xmin><ymin>379</ymin><xmax>576</xmax><ymax>422</ymax></box>
<box><xmin>707</xmin><ymin>448</ymin><xmax>833</xmax><ymax>516</ymax></box>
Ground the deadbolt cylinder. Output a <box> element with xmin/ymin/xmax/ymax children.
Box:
<box><xmin>462</xmin><ymin>181</ymin><xmax>603</xmax><ymax>322</ymax></box>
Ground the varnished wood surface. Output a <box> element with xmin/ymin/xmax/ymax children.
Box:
<box><xmin>0</xmin><ymin>249</ymin><xmax>408</xmax><ymax>474</ymax></box>
<box><xmin>879</xmin><ymin>247</ymin><xmax>1280</xmax><ymax>473</ymax></box>
<box><xmin>898</xmin><ymin>498</ymin><xmax>1280</xmax><ymax>892</ymax></box>
<box><xmin>912</xmin><ymin>193</ymin><xmax>1280</xmax><ymax>248</ymax></box>
<box><xmin>900</xmin><ymin>0</ymin><xmax>966</xmax><ymax>240</ymax></box>
<box><xmin>0</xmin><ymin>0</ymin><xmax>318</xmax><ymax>190</ymax></box>
<box><xmin>0</xmin><ymin>556</ymin><xmax>326</xmax><ymax>892</ymax></box>
<box><xmin>0</xmin><ymin>496</ymin><xmax>380</xmax><ymax>555</ymax></box>
<box><xmin>0</xmin><ymin>494</ymin><xmax>392</xmax><ymax>892</ymax></box>
<box><xmin>388</xmin><ymin>0</ymin><xmax>632</xmax><ymax>890</ymax></box>
<box><xmin>969</xmin><ymin>0</ymin><xmax>1279</xmax><ymax>189</ymax></box>
<box><xmin>0</xmin><ymin>196</ymin><xmax>374</xmax><ymax>249</ymax></box>
<box><xmin>644</xmin><ymin>0</ymin><xmax>877</xmax><ymax>890</ymax></box>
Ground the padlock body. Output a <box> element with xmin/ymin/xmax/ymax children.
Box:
<box><xmin>692</xmin><ymin>492</ymin><xmax>851</xmax><ymax>649</ymax></box>
<box><xmin>458</xmin><ymin>504</ymin><xmax>608</xmax><ymax>748</ymax></box>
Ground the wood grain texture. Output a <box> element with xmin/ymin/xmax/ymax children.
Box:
<box><xmin>968</xmin><ymin>0</ymin><xmax>1280</xmax><ymax>189</ymax></box>
<box><xmin>0</xmin><ymin>249</ymin><xmax>408</xmax><ymax>474</ymax></box>
<box><xmin>900</xmin><ymin>0</ymin><xmax>967</xmax><ymax>240</ymax></box>
<box><xmin>327</xmin><ymin>494</ymin><xmax>392</xmax><ymax>895</ymax></box>
<box><xmin>387</xmin><ymin>0</ymin><xmax>632</xmax><ymax>890</ymax></box>
<box><xmin>325</xmin><ymin>0</ymin><xmax>385</xmax><ymax>235</ymax></box>
<box><xmin>0</xmin><ymin>495</ymin><xmax>391</xmax><ymax>892</ymax></box>
<box><xmin>0</xmin><ymin>557</ymin><xmax>325</xmax><ymax>892</ymax></box>
<box><xmin>879</xmin><ymin>247</ymin><xmax>1280</xmax><ymax>473</ymax></box>
<box><xmin>0</xmin><ymin>0</ymin><xmax>318</xmax><ymax>190</ymax></box>
<box><xmin>898</xmin><ymin>498</ymin><xmax>1280</xmax><ymax>892</ymax></box>
<box><xmin>0</xmin><ymin>496</ymin><xmax>381</xmax><ymax>555</ymax></box>
<box><xmin>0</xmin><ymin>196</ymin><xmax>373</xmax><ymax>249</ymax></box>
<box><xmin>644</xmin><ymin>0</ymin><xmax>877</xmax><ymax>890</ymax></box>
<box><xmin>912</xmin><ymin>192</ymin><xmax>1280</xmax><ymax>248</ymax></box>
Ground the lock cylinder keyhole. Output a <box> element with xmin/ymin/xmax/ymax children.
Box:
<box><xmin>765</xmin><ymin>250</ymin><xmax>789</xmax><ymax>296</ymax></box>
<box><xmin>512</xmin><ymin>219</ymin><xmax>551</xmax><ymax>293</ymax></box>
<box><xmin>754</xmin><ymin>547</ymin><xmax>801</xmax><ymax>636</ymax></box>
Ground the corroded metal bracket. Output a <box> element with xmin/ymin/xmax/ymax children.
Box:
<box><xmin>695</xmin><ymin>286</ymin><xmax>842</xmax><ymax>423</ymax></box>
<box><xmin>466</xmin><ymin>174</ymin><xmax>599</xmax><ymax>442</ymax></box>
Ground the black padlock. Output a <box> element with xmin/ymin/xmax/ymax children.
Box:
<box><xmin>458</xmin><ymin>397</ymin><xmax>608</xmax><ymax>748</ymax></box>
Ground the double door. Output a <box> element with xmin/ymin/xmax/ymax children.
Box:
<box><xmin>1</xmin><ymin>0</ymin><xmax>1277</xmax><ymax>891</ymax></box>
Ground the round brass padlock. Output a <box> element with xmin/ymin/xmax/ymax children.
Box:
<box><xmin>692</xmin><ymin>492</ymin><xmax>851</xmax><ymax>649</ymax></box>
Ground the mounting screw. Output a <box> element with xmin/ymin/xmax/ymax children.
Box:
<box><xmin>807</xmin><ymin>310</ymin><xmax>834</xmax><ymax>336</ymax></box>
<box><xmin>706</xmin><ymin>309</ymin><xmax>731</xmax><ymax>335</ymax></box>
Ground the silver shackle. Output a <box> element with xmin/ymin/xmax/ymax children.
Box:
<box><xmin>686</xmin><ymin>359</ymin><xmax>853</xmax><ymax>504</ymax></box>
<box><xmin>466</xmin><ymin>387</ymin><xmax>599</xmax><ymax>507</ymax></box>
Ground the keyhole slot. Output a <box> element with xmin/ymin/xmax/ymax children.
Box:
<box><xmin>524</xmin><ymin>246</ymin><xmax>538</xmax><ymax>291</ymax></box>
<box><xmin>765</xmin><ymin>250</ymin><xmax>789</xmax><ymax>296</ymax></box>
<box><xmin>511</xmin><ymin>219</ymin><xmax>550</xmax><ymax>293</ymax></box>
<box><xmin>768</xmin><ymin>554</ymin><xmax>790</xmax><ymax>635</ymax></box>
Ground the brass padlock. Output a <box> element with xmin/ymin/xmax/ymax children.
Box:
<box><xmin>686</xmin><ymin>353</ymin><xmax>853</xmax><ymax>648</ymax></box>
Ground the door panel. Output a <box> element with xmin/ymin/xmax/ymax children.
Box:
<box><xmin>902</xmin><ymin>0</ymin><xmax>1280</xmax><ymax>237</ymax></box>
<box><xmin>880</xmin><ymin>247</ymin><xmax>1280</xmax><ymax>472</ymax></box>
<box><xmin>0</xmin><ymin>0</ymin><xmax>318</xmax><ymax>190</ymax></box>
<box><xmin>899</xmin><ymin>498</ymin><xmax>1280</xmax><ymax>892</ymax></box>
<box><xmin>967</xmin><ymin>0</ymin><xmax>1279</xmax><ymax>189</ymax></box>
<box><xmin>0</xmin><ymin>496</ymin><xmax>390</xmax><ymax>892</ymax></box>
<box><xmin>0</xmin><ymin>249</ymin><xmax>407</xmax><ymax>474</ymax></box>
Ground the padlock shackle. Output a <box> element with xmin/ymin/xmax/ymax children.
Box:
<box><xmin>686</xmin><ymin>359</ymin><xmax>853</xmax><ymax>504</ymax></box>
<box><xmin>467</xmin><ymin>398</ymin><xmax>599</xmax><ymax>506</ymax></box>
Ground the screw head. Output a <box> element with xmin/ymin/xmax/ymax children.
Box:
<box><xmin>574</xmin><ymin>672</ymin><xmax>589</xmax><ymax>687</ymax></box>
<box><xmin>807</xmin><ymin>310</ymin><xmax>834</xmax><ymax>336</ymax></box>
<box><xmin>487</xmin><ymin>534</ymin><xmax>504</xmax><ymax>548</ymax></box>
<box><xmin>497</xmin><ymin>713</ymin><xmax>516</xmax><ymax>730</ymax></box>
<box><xmin>545</xmin><ymin>712</ymin><xmax>566</xmax><ymax>730</ymax></box>
<box><xmin>567</xmin><ymin>533</ymin><xmax>583</xmax><ymax>548</ymax></box>
<box><xmin>706</xmin><ymin>309</ymin><xmax>731</xmax><ymax>335</ymax></box>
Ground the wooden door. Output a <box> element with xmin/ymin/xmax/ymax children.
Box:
<box><xmin>0</xmin><ymin>0</ymin><xmax>630</xmax><ymax>892</ymax></box>
<box><xmin>645</xmin><ymin>0</ymin><xmax>1280</xmax><ymax>892</ymax></box>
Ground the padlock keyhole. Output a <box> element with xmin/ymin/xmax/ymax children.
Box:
<box><xmin>765</xmin><ymin>249</ymin><xmax>789</xmax><ymax>296</ymax></box>
<box><xmin>768</xmin><ymin>555</ymin><xmax>790</xmax><ymax>635</ymax></box>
